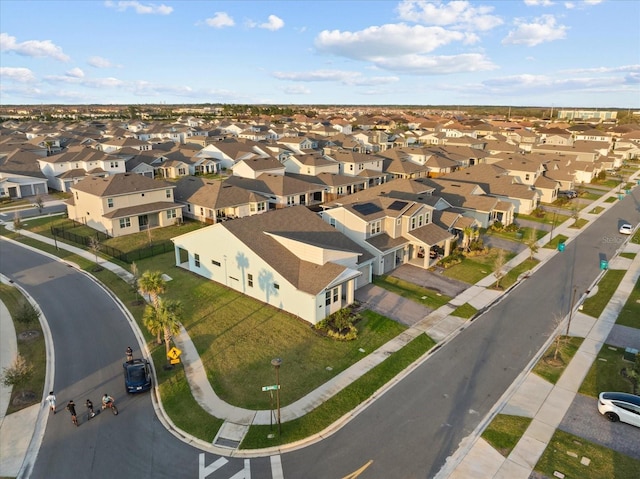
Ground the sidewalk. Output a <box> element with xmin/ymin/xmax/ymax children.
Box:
<box><xmin>0</xmin><ymin>178</ymin><xmax>638</xmax><ymax>474</ymax></box>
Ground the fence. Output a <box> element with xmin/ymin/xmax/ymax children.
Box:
<box><xmin>50</xmin><ymin>226</ymin><xmax>174</xmax><ymax>263</ymax></box>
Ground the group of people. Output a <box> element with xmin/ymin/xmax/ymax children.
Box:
<box><xmin>45</xmin><ymin>391</ymin><xmax>115</xmax><ymax>427</ymax></box>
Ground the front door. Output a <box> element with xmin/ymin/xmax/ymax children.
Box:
<box><xmin>138</xmin><ymin>215</ymin><xmax>149</xmax><ymax>229</ymax></box>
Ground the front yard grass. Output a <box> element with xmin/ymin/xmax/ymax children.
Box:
<box><xmin>579</xmin><ymin>343</ymin><xmax>637</xmax><ymax>398</ymax></box>
<box><xmin>589</xmin><ymin>206</ymin><xmax>605</xmax><ymax>215</ymax></box>
<box><xmin>515</xmin><ymin>211</ymin><xmax>570</xmax><ymax>226</ymax></box>
<box><xmin>532</xmin><ymin>336</ymin><xmax>584</xmax><ymax>385</ymax></box>
<box><xmin>580</xmin><ymin>269</ymin><xmax>626</xmax><ymax>318</ymax></box>
<box><xmin>534</xmin><ymin>429</ymin><xmax>640</xmax><ymax>479</ymax></box>
<box><xmin>481</xmin><ymin>414</ymin><xmax>532</xmax><ymax>457</ymax></box>
<box><xmin>450</xmin><ymin>303</ymin><xmax>477</xmax><ymax>319</ymax></box>
<box><xmin>604</xmin><ymin>196</ymin><xmax>617</xmax><ymax>203</ymax></box>
<box><xmin>441</xmin><ymin>248</ymin><xmax>515</xmax><ymax>284</ymax></box>
<box><xmin>372</xmin><ymin>275</ymin><xmax>451</xmax><ymax>309</ymax></box>
<box><xmin>497</xmin><ymin>258</ymin><xmax>539</xmax><ymax>290</ymax></box>
<box><xmin>544</xmin><ymin>234</ymin><xmax>568</xmax><ymax>249</ymax></box>
<box><xmin>569</xmin><ymin>218</ymin><xmax>589</xmax><ymax>229</ymax></box>
<box><xmin>485</xmin><ymin>226</ymin><xmax>546</xmax><ymax>243</ymax></box>
<box><xmin>615</xmin><ymin>276</ymin><xmax>640</xmax><ymax>328</ymax></box>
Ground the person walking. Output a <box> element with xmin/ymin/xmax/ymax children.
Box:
<box><xmin>66</xmin><ymin>400</ymin><xmax>78</xmax><ymax>426</ymax></box>
<box><xmin>86</xmin><ymin>399</ymin><xmax>96</xmax><ymax>419</ymax></box>
<box><xmin>45</xmin><ymin>391</ymin><xmax>56</xmax><ymax>414</ymax></box>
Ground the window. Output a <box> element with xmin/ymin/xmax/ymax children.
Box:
<box><xmin>287</xmin><ymin>196</ymin><xmax>295</xmax><ymax>206</ymax></box>
<box><xmin>248</xmin><ymin>274</ymin><xmax>253</xmax><ymax>287</ymax></box>
<box><xmin>333</xmin><ymin>287</ymin><xmax>339</xmax><ymax>303</ymax></box>
<box><xmin>349</xmin><ymin>164</ymin><xmax>353</xmax><ymax>171</ymax></box>
<box><xmin>330</xmin><ymin>218</ymin><xmax>336</xmax><ymax>227</ymax></box>
<box><xmin>166</xmin><ymin>189</ymin><xmax>171</xmax><ymax>199</ymax></box>
<box><xmin>325</xmin><ymin>290</ymin><xmax>332</xmax><ymax>306</ymax></box>
<box><xmin>119</xmin><ymin>217</ymin><xmax>131</xmax><ymax>228</ymax></box>
<box><xmin>200</xmin><ymin>207</ymin><xmax>204</xmax><ymax>216</ymax></box>
<box><xmin>166</xmin><ymin>209</ymin><xmax>176</xmax><ymax>219</ymax></box>
<box><xmin>212</xmin><ymin>260</ymin><xmax>221</xmax><ymax>267</ymax></box>
<box><xmin>397</xmin><ymin>218</ymin><xmax>401</xmax><ymax>225</ymax></box>
<box><xmin>325</xmin><ymin>287</ymin><xmax>339</xmax><ymax>306</ymax></box>
<box><xmin>369</xmin><ymin>220</ymin><xmax>381</xmax><ymax>235</ymax></box>
<box><xmin>110</xmin><ymin>161</ymin><xmax>118</xmax><ymax>168</ymax></box>
<box><xmin>273</xmin><ymin>283</ymin><xmax>279</xmax><ymax>290</ymax></box>
<box><xmin>194</xmin><ymin>254</ymin><xmax>200</xmax><ymax>267</ymax></box>
<box><xmin>337</xmin><ymin>186</ymin><xmax>344</xmax><ymax>195</ymax></box>
<box><xmin>250</xmin><ymin>203</ymin><xmax>256</xmax><ymax>213</ymax></box>
<box><xmin>418</xmin><ymin>215</ymin><xmax>424</xmax><ymax>227</ymax></box>
<box><xmin>411</xmin><ymin>217</ymin><xmax>416</xmax><ymax>230</ymax></box>
<box><xmin>107</xmin><ymin>198</ymin><xmax>114</xmax><ymax>208</ymax></box>
<box><xmin>257</xmin><ymin>202</ymin><xmax>265</xmax><ymax>212</ymax></box>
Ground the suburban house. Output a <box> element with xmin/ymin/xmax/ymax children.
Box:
<box><xmin>224</xmin><ymin>172</ymin><xmax>326</xmax><ymax>209</ymax></box>
<box><xmin>66</xmin><ymin>173</ymin><xmax>183</xmax><ymax>237</ymax></box>
<box><xmin>171</xmin><ymin>205</ymin><xmax>374</xmax><ymax>325</ymax></box>
<box><xmin>320</xmin><ymin>179</ymin><xmax>455</xmax><ymax>274</ymax></box>
<box><xmin>0</xmin><ymin>149</ymin><xmax>49</xmax><ymax>198</ymax></box>
<box><xmin>281</xmin><ymin>151</ymin><xmax>340</xmax><ymax>176</ymax></box>
<box><xmin>174</xmin><ymin>176</ymin><xmax>270</xmax><ymax>223</ymax></box>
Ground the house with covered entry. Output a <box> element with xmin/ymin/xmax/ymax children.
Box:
<box><xmin>66</xmin><ymin>172</ymin><xmax>183</xmax><ymax>237</ymax></box>
<box><xmin>171</xmin><ymin>205</ymin><xmax>374</xmax><ymax>325</ymax></box>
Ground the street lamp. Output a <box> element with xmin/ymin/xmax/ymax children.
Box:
<box><xmin>566</xmin><ymin>286</ymin><xmax>577</xmax><ymax>336</ymax></box>
<box><xmin>271</xmin><ymin>357</ymin><xmax>282</xmax><ymax>435</ymax></box>
<box><xmin>550</xmin><ymin>210</ymin><xmax>557</xmax><ymax>242</ymax></box>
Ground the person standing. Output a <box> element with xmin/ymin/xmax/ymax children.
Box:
<box><xmin>66</xmin><ymin>400</ymin><xmax>78</xmax><ymax>426</ymax></box>
<box><xmin>126</xmin><ymin>346</ymin><xmax>133</xmax><ymax>362</ymax></box>
<box><xmin>86</xmin><ymin>399</ymin><xmax>96</xmax><ymax>419</ymax></box>
<box><xmin>45</xmin><ymin>391</ymin><xmax>56</xmax><ymax>415</ymax></box>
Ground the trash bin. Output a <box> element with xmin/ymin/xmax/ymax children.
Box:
<box><xmin>558</xmin><ymin>242</ymin><xmax>565</xmax><ymax>252</ymax></box>
<box><xmin>623</xmin><ymin>347</ymin><xmax>638</xmax><ymax>362</ymax></box>
<box><xmin>515</xmin><ymin>232</ymin><xmax>523</xmax><ymax>240</ymax></box>
<box><xmin>618</xmin><ymin>194</ymin><xmax>624</xmax><ymax>200</ymax></box>
<box><xmin>600</xmin><ymin>259</ymin><xmax>608</xmax><ymax>270</ymax></box>
<box><xmin>626</xmin><ymin>189</ymin><xmax>631</xmax><ymax>195</ymax></box>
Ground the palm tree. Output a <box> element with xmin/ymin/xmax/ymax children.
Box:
<box><xmin>143</xmin><ymin>304</ymin><xmax>163</xmax><ymax>345</ymax></box>
<box><xmin>157</xmin><ymin>298</ymin><xmax>183</xmax><ymax>356</ymax></box>
<box><xmin>138</xmin><ymin>271</ymin><xmax>166</xmax><ymax>309</ymax></box>
<box><xmin>462</xmin><ymin>226</ymin><xmax>475</xmax><ymax>252</ymax></box>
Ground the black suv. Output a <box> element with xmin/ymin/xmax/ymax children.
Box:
<box><xmin>123</xmin><ymin>359</ymin><xmax>152</xmax><ymax>393</ymax></box>
<box><xmin>558</xmin><ymin>190</ymin><xmax>577</xmax><ymax>199</ymax></box>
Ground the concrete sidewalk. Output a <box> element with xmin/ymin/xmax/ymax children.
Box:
<box><xmin>0</xmin><ymin>176</ymin><xmax>638</xmax><ymax>474</ymax></box>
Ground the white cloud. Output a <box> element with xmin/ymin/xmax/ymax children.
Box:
<box><xmin>0</xmin><ymin>33</ymin><xmax>70</xmax><ymax>61</ymax></box>
<box><xmin>396</xmin><ymin>0</ymin><xmax>503</xmax><ymax>31</ymax></box>
<box><xmin>66</xmin><ymin>67</ymin><xmax>85</xmax><ymax>78</ymax></box>
<box><xmin>84</xmin><ymin>77</ymin><xmax>126</xmax><ymax>88</ymax></box>
<box><xmin>272</xmin><ymin>69</ymin><xmax>399</xmax><ymax>86</ymax></box>
<box><xmin>502</xmin><ymin>15</ymin><xmax>568</xmax><ymax>46</ymax></box>
<box><xmin>204</xmin><ymin>12</ymin><xmax>235</xmax><ymax>28</ymax></box>
<box><xmin>562</xmin><ymin>64</ymin><xmax>640</xmax><ymax>74</ymax></box>
<box><xmin>282</xmin><ymin>85</ymin><xmax>311</xmax><ymax>95</ymax></box>
<box><xmin>88</xmin><ymin>56</ymin><xmax>115</xmax><ymax>68</ymax></box>
<box><xmin>524</xmin><ymin>0</ymin><xmax>554</xmax><ymax>6</ymax></box>
<box><xmin>260</xmin><ymin>15</ymin><xmax>284</xmax><ymax>31</ymax></box>
<box><xmin>0</xmin><ymin>67</ymin><xmax>36</xmax><ymax>82</ymax></box>
<box><xmin>104</xmin><ymin>1</ymin><xmax>172</xmax><ymax>15</ymax></box>
<box><xmin>564</xmin><ymin>2</ymin><xmax>575</xmax><ymax>8</ymax></box>
<box><xmin>374</xmin><ymin>53</ymin><xmax>497</xmax><ymax>74</ymax></box>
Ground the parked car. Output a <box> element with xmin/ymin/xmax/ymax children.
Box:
<box><xmin>558</xmin><ymin>190</ymin><xmax>577</xmax><ymax>199</ymax></box>
<box><xmin>619</xmin><ymin>223</ymin><xmax>634</xmax><ymax>235</ymax></box>
<box><xmin>123</xmin><ymin>358</ymin><xmax>152</xmax><ymax>393</ymax></box>
<box><xmin>597</xmin><ymin>392</ymin><xmax>640</xmax><ymax>427</ymax></box>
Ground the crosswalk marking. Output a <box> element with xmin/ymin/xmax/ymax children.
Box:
<box><xmin>228</xmin><ymin>459</ymin><xmax>250</xmax><ymax>479</ymax></box>
<box><xmin>199</xmin><ymin>455</ymin><xmax>228</xmax><ymax>479</ymax></box>
<box><xmin>270</xmin><ymin>455</ymin><xmax>284</xmax><ymax>479</ymax></box>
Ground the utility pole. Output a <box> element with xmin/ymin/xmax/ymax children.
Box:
<box><xmin>566</xmin><ymin>286</ymin><xmax>577</xmax><ymax>336</ymax></box>
<box><xmin>271</xmin><ymin>358</ymin><xmax>282</xmax><ymax>435</ymax></box>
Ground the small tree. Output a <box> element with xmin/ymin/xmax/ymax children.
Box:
<box><xmin>130</xmin><ymin>262</ymin><xmax>141</xmax><ymax>304</ymax></box>
<box><xmin>35</xmin><ymin>196</ymin><xmax>44</xmax><ymax>214</ymax></box>
<box><xmin>88</xmin><ymin>236</ymin><xmax>102</xmax><ymax>270</ymax></box>
<box><xmin>571</xmin><ymin>206</ymin><xmax>579</xmax><ymax>226</ymax></box>
<box><xmin>13</xmin><ymin>212</ymin><xmax>23</xmax><ymax>236</ymax></box>
<box><xmin>2</xmin><ymin>354</ymin><xmax>33</xmax><ymax>388</ymax></box>
<box><xmin>493</xmin><ymin>249</ymin><xmax>506</xmax><ymax>289</ymax></box>
<box><xmin>15</xmin><ymin>299</ymin><xmax>40</xmax><ymax>325</ymax></box>
<box><xmin>143</xmin><ymin>304</ymin><xmax>164</xmax><ymax>345</ymax></box>
<box><xmin>525</xmin><ymin>228</ymin><xmax>539</xmax><ymax>260</ymax></box>
<box><xmin>158</xmin><ymin>298</ymin><xmax>183</xmax><ymax>357</ymax></box>
<box><xmin>139</xmin><ymin>271</ymin><xmax>166</xmax><ymax>309</ymax></box>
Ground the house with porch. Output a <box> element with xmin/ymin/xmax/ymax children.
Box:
<box><xmin>66</xmin><ymin>173</ymin><xmax>183</xmax><ymax>237</ymax></box>
<box><xmin>171</xmin><ymin>206</ymin><xmax>374</xmax><ymax>325</ymax></box>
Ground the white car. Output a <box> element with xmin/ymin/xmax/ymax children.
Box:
<box><xmin>619</xmin><ymin>224</ymin><xmax>633</xmax><ymax>235</ymax></box>
<box><xmin>598</xmin><ymin>392</ymin><xmax>640</xmax><ymax>427</ymax></box>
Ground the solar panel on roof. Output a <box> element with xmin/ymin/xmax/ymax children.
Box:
<box><xmin>353</xmin><ymin>202</ymin><xmax>383</xmax><ymax>215</ymax></box>
<box><xmin>388</xmin><ymin>200</ymin><xmax>408</xmax><ymax>211</ymax></box>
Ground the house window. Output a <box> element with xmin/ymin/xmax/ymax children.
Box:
<box><xmin>248</xmin><ymin>274</ymin><xmax>253</xmax><ymax>287</ymax></box>
<box><xmin>330</xmin><ymin>218</ymin><xmax>336</xmax><ymax>227</ymax></box>
<box><xmin>166</xmin><ymin>189</ymin><xmax>171</xmax><ymax>198</ymax></box>
<box><xmin>287</xmin><ymin>196</ymin><xmax>295</xmax><ymax>206</ymax></box>
<box><xmin>418</xmin><ymin>215</ymin><xmax>424</xmax><ymax>227</ymax></box>
<box><xmin>178</xmin><ymin>168</ymin><xmax>186</xmax><ymax>175</ymax></box>
<box><xmin>250</xmin><ymin>203</ymin><xmax>256</xmax><ymax>213</ymax></box>
<box><xmin>107</xmin><ymin>198</ymin><xmax>114</xmax><ymax>208</ymax></box>
<box><xmin>212</xmin><ymin>260</ymin><xmax>221</xmax><ymax>267</ymax></box>
<box><xmin>187</xmin><ymin>204</ymin><xmax>191</xmax><ymax>212</ymax></box>
<box><xmin>110</xmin><ymin>161</ymin><xmax>118</xmax><ymax>168</ymax></box>
<box><xmin>257</xmin><ymin>202</ymin><xmax>265</xmax><ymax>211</ymax></box>
<box><xmin>349</xmin><ymin>164</ymin><xmax>353</xmax><ymax>171</ymax></box>
<box><xmin>411</xmin><ymin>217</ymin><xmax>417</xmax><ymax>230</ymax></box>
<box><xmin>166</xmin><ymin>209</ymin><xmax>176</xmax><ymax>219</ymax></box>
<box><xmin>194</xmin><ymin>254</ymin><xmax>200</xmax><ymax>267</ymax></box>
<box><xmin>369</xmin><ymin>220</ymin><xmax>381</xmax><ymax>235</ymax></box>
<box><xmin>273</xmin><ymin>283</ymin><xmax>279</xmax><ymax>290</ymax></box>
<box><xmin>337</xmin><ymin>186</ymin><xmax>344</xmax><ymax>195</ymax></box>
<box><xmin>358</xmin><ymin>164</ymin><xmax>364</xmax><ymax>170</ymax></box>
<box><xmin>325</xmin><ymin>290</ymin><xmax>332</xmax><ymax>306</ymax></box>
<box><xmin>525</xmin><ymin>174</ymin><xmax>530</xmax><ymax>181</ymax></box>
<box><xmin>333</xmin><ymin>287</ymin><xmax>339</xmax><ymax>303</ymax></box>
<box><xmin>119</xmin><ymin>217</ymin><xmax>131</xmax><ymax>228</ymax></box>
<box><xmin>200</xmin><ymin>207</ymin><xmax>204</xmax><ymax>216</ymax></box>
<box><xmin>397</xmin><ymin>218</ymin><xmax>401</xmax><ymax>225</ymax></box>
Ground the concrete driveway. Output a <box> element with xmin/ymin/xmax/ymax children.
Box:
<box><xmin>354</xmin><ymin>283</ymin><xmax>432</xmax><ymax>327</ymax></box>
<box><xmin>389</xmin><ymin>264</ymin><xmax>469</xmax><ymax>297</ymax></box>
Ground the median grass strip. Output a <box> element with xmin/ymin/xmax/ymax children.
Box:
<box><xmin>240</xmin><ymin>333</ymin><xmax>436</xmax><ymax>449</ymax></box>
<box><xmin>580</xmin><ymin>269</ymin><xmax>626</xmax><ymax>318</ymax></box>
<box><xmin>544</xmin><ymin>234</ymin><xmax>568</xmax><ymax>249</ymax></box>
<box><xmin>579</xmin><ymin>343</ymin><xmax>637</xmax><ymax>398</ymax></box>
<box><xmin>481</xmin><ymin>414</ymin><xmax>532</xmax><ymax>457</ymax></box>
<box><xmin>450</xmin><ymin>302</ymin><xmax>477</xmax><ymax>319</ymax></box>
<box><xmin>0</xmin><ymin>283</ymin><xmax>47</xmax><ymax>414</ymax></box>
<box><xmin>372</xmin><ymin>274</ymin><xmax>451</xmax><ymax>309</ymax></box>
<box><xmin>498</xmin><ymin>258</ymin><xmax>539</xmax><ymax>290</ymax></box>
<box><xmin>534</xmin><ymin>429</ymin><xmax>640</xmax><ymax>479</ymax></box>
<box><xmin>532</xmin><ymin>336</ymin><xmax>584</xmax><ymax>385</ymax></box>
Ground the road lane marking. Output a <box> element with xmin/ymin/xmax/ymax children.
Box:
<box><xmin>271</xmin><ymin>455</ymin><xmax>284</xmax><ymax>479</ymax></box>
<box><xmin>342</xmin><ymin>460</ymin><xmax>373</xmax><ymax>478</ymax></box>
<box><xmin>199</xmin><ymin>455</ymin><xmax>228</xmax><ymax>479</ymax></box>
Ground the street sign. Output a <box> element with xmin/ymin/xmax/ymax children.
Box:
<box><xmin>167</xmin><ymin>347</ymin><xmax>182</xmax><ymax>360</ymax></box>
<box><xmin>170</xmin><ymin>358</ymin><xmax>181</xmax><ymax>365</ymax></box>
<box><xmin>261</xmin><ymin>384</ymin><xmax>280</xmax><ymax>392</ymax></box>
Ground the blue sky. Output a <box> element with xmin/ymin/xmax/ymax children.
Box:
<box><xmin>1</xmin><ymin>0</ymin><xmax>638</xmax><ymax>107</ymax></box>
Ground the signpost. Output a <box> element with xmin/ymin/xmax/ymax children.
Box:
<box><xmin>167</xmin><ymin>346</ymin><xmax>182</xmax><ymax>364</ymax></box>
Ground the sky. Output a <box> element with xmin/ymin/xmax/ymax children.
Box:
<box><xmin>0</xmin><ymin>0</ymin><xmax>639</xmax><ymax>108</ymax></box>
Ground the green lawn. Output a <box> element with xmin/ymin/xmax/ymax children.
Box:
<box><xmin>481</xmin><ymin>414</ymin><xmax>532</xmax><ymax>457</ymax></box>
<box><xmin>450</xmin><ymin>303</ymin><xmax>477</xmax><ymax>319</ymax></box>
<box><xmin>532</xmin><ymin>336</ymin><xmax>584</xmax><ymax>385</ymax></box>
<box><xmin>485</xmin><ymin>226</ymin><xmax>546</xmax><ymax>243</ymax></box>
<box><xmin>579</xmin><ymin>343</ymin><xmax>637</xmax><ymax>397</ymax></box>
<box><xmin>569</xmin><ymin>218</ymin><xmax>589</xmax><ymax>229</ymax></box>
<box><xmin>372</xmin><ymin>275</ymin><xmax>451</xmax><ymax>309</ymax></box>
<box><xmin>604</xmin><ymin>196</ymin><xmax>618</xmax><ymax>203</ymax></box>
<box><xmin>589</xmin><ymin>206</ymin><xmax>605</xmax><ymax>214</ymax></box>
<box><xmin>616</xmin><ymin>276</ymin><xmax>640</xmax><ymax>328</ymax></box>
<box><xmin>515</xmin><ymin>211</ymin><xmax>570</xmax><ymax>226</ymax></box>
<box><xmin>544</xmin><ymin>234</ymin><xmax>568</xmax><ymax>250</ymax></box>
<box><xmin>497</xmin><ymin>258</ymin><xmax>539</xmax><ymax>290</ymax></box>
<box><xmin>580</xmin><ymin>269</ymin><xmax>626</xmax><ymax>318</ymax></box>
<box><xmin>441</xmin><ymin>249</ymin><xmax>515</xmax><ymax>284</ymax></box>
<box><xmin>535</xmin><ymin>430</ymin><xmax>640</xmax><ymax>479</ymax></box>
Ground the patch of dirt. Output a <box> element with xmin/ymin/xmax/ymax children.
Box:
<box><xmin>12</xmin><ymin>390</ymin><xmax>36</xmax><ymax>406</ymax></box>
<box><xmin>543</xmin><ymin>356</ymin><xmax>564</xmax><ymax>367</ymax></box>
<box><xmin>18</xmin><ymin>330</ymin><xmax>40</xmax><ymax>341</ymax></box>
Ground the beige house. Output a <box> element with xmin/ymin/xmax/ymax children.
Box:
<box><xmin>66</xmin><ymin>173</ymin><xmax>183</xmax><ymax>237</ymax></box>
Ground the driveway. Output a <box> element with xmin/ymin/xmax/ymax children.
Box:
<box><xmin>354</xmin><ymin>283</ymin><xmax>432</xmax><ymax>327</ymax></box>
<box><xmin>388</xmin><ymin>264</ymin><xmax>469</xmax><ymax>297</ymax></box>
<box><xmin>559</xmin><ymin>393</ymin><xmax>640</xmax><ymax>460</ymax></box>
<box><xmin>482</xmin><ymin>235</ymin><xmax>528</xmax><ymax>255</ymax></box>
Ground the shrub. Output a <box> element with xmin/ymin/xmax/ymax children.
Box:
<box><xmin>2</xmin><ymin>354</ymin><xmax>33</xmax><ymax>387</ymax></box>
<box><xmin>314</xmin><ymin>307</ymin><xmax>360</xmax><ymax>341</ymax></box>
<box><xmin>15</xmin><ymin>299</ymin><xmax>40</xmax><ymax>325</ymax></box>
<box><xmin>505</xmin><ymin>223</ymin><xmax>519</xmax><ymax>232</ymax></box>
<box><xmin>491</xmin><ymin>221</ymin><xmax>504</xmax><ymax>231</ymax></box>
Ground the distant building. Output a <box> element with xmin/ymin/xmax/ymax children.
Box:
<box><xmin>556</xmin><ymin>110</ymin><xmax>617</xmax><ymax>122</ymax></box>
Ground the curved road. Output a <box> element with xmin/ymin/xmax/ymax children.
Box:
<box><xmin>1</xmin><ymin>187</ymin><xmax>638</xmax><ymax>478</ymax></box>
